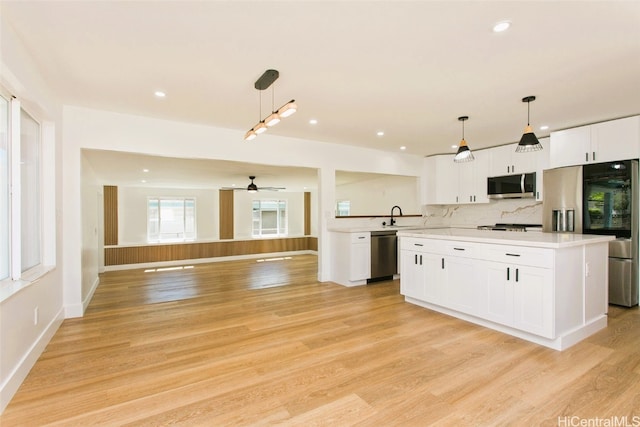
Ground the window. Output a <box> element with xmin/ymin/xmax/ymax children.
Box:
<box><xmin>0</xmin><ymin>90</ymin><xmax>52</xmax><ymax>290</ymax></box>
<box><xmin>252</xmin><ymin>200</ymin><xmax>287</xmax><ymax>237</ymax></box>
<box><xmin>21</xmin><ymin>109</ymin><xmax>41</xmax><ymax>272</ymax></box>
<box><xmin>147</xmin><ymin>198</ymin><xmax>196</xmax><ymax>242</ymax></box>
<box><xmin>336</xmin><ymin>200</ymin><xmax>351</xmax><ymax>216</ymax></box>
<box><xmin>0</xmin><ymin>95</ymin><xmax>8</xmax><ymax>280</ymax></box>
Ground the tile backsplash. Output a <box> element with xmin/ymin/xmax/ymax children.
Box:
<box><xmin>422</xmin><ymin>198</ymin><xmax>543</xmax><ymax>228</ymax></box>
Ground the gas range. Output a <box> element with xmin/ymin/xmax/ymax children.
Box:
<box><xmin>477</xmin><ymin>223</ymin><xmax>542</xmax><ymax>232</ymax></box>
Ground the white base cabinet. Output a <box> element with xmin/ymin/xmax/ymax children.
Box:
<box><xmin>400</xmin><ymin>236</ymin><xmax>608</xmax><ymax>350</ymax></box>
<box><xmin>330</xmin><ymin>231</ymin><xmax>371</xmax><ymax>287</ymax></box>
<box><xmin>482</xmin><ymin>261</ymin><xmax>553</xmax><ymax>338</ymax></box>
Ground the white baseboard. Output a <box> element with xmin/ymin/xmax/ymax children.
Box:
<box><xmin>82</xmin><ymin>276</ymin><xmax>100</xmax><ymax>313</ymax></box>
<box><xmin>0</xmin><ymin>307</ymin><xmax>64</xmax><ymax>414</ymax></box>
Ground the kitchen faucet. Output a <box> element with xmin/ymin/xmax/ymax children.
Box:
<box><xmin>390</xmin><ymin>205</ymin><xmax>403</xmax><ymax>226</ymax></box>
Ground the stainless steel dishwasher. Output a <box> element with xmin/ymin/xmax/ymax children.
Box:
<box><xmin>369</xmin><ymin>230</ymin><xmax>397</xmax><ymax>282</ymax></box>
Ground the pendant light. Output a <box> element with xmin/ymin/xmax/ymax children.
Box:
<box><xmin>243</xmin><ymin>69</ymin><xmax>297</xmax><ymax>141</ymax></box>
<box><xmin>454</xmin><ymin>116</ymin><xmax>474</xmax><ymax>163</ymax></box>
<box><xmin>516</xmin><ymin>96</ymin><xmax>543</xmax><ymax>152</ymax></box>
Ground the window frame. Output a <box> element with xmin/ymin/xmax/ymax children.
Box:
<box><xmin>252</xmin><ymin>199</ymin><xmax>288</xmax><ymax>238</ymax></box>
<box><xmin>0</xmin><ymin>88</ymin><xmax>55</xmax><ymax>300</ymax></box>
<box><xmin>146</xmin><ymin>197</ymin><xmax>197</xmax><ymax>243</ymax></box>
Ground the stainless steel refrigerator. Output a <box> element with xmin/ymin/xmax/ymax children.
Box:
<box><xmin>543</xmin><ymin>160</ymin><xmax>639</xmax><ymax>307</ymax></box>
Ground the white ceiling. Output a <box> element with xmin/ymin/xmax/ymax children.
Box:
<box><xmin>4</xmin><ymin>1</ymin><xmax>640</xmax><ymax>187</ymax></box>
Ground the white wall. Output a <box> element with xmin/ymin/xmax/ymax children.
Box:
<box><xmin>118</xmin><ymin>186</ymin><xmax>219</xmax><ymax>244</ymax></box>
<box><xmin>0</xmin><ymin>16</ymin><xmax>65</xmax><ymax>413</ymax></box>
<box><xmin>80</xmin><ymin>153</ymin><xmax>101</xmax><ymax>306</ymax></box>
<box><xmin>234</xmin><ymin>191</ymin><xmax>305</xmax><ymax>239</ymax></box>
<box><xmin>336</xmin><ymin>175</ymin><xmax>420</xmax><ymax>216</ymax></box>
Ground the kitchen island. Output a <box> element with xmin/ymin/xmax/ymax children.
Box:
<box><xmin>397</xmin><ymin>228</ymin><xmax>615</xmax><ymax>350</ymax></box>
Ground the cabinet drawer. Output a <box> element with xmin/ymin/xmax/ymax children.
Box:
<box><xmin>483</xmin><ymin>246</ymin><xmax>553</xmax><ymax>268</ymax></box>
<box><xmin>350</xmin><ymin>232</ymin><xmax>370</xmax><ymax>243</ymax></box>
<box><xmin>443</xmin><ymin>242</ymin><xmax>478</xmax><ymax>258</ymax></box>
<box><xmin>400</xmin><ymin>237</ymin><xmax>441</xmax><ymax>253</ymax></box>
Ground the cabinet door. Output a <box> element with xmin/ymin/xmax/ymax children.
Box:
<box><xmin>488</xmin><ymin>144</ymin><xmax>514</xmax><ymax>176</ymax></box>
<box><xmin>591</xmin><ymin>116</ymin><xmax>640</xmax><ymax>163</ymax></box>
<box><xmin>550</xmin><ymin>126</ymin><xmax>591</xmax><ymax>168</ymax></box>
<box><xmin>459</xmin><ymin>150</ymin><xmax>489</xmax><ymax>204</ymax></box>
<box><xmin>443</xmin><ymin>256</ymin><xmax>478</xmax><ymax>315</ymax></box>
<box><xmin>482</xmin><ymin>261</ymin><xmax>513</xmax><ymax>326</ymax></box>
<box><xmin>400</xmin><ymin>250</ymin><xmax>426</xmax><ymax>299</ymax></box>
<box><xmin>350</xmin><ymin>242</ymin><xmax>371</xmax><ymax>281</ymax></box>
<box><xmin>436</xmin><ymin>155</ymin><xmax>460</xmax><ymax>204</ymax></box>
<box><xmin>511</xmin><ymin>265</ymin><xmax>553</xmax><ymax>338</ymax></box>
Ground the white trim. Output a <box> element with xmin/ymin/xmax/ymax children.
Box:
<box><xmin>0</xmin><ymin>306</ymin><xmax>64</xmax><ymax>413</ymax></box>
<box><xmin>82</xmin><ymin>276</ymin><xmax>100</xmax><ymax>313</ymax></box>
<box><xmin>9</xmin><ymin>98</ymin><xmax>20</xmax><ymax>280</ymax></box>
<box><xmin>404</xmin><ymin>297</ymin><xmax>607</xmax><ymax>351</ymax></box>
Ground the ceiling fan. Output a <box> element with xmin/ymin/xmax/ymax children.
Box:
<box><xmin>222</xmin><ymin>176</ymin><xmax>285</xmax><ymax>192</ymax></box>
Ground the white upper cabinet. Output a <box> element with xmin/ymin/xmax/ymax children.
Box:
<box><xmin>488</xmin><ymin>140</ymin><xmax>547</xmax><ymax>177</ymax></box>
<box><xmin>550</xmin><ymin>116</ymin><xmax>640</xmax><ymax>168</ymax></box>
<box><xmin>424</xmin><ymin>151</ymin><xmax>488</xmax><ymax>205</ymax></box>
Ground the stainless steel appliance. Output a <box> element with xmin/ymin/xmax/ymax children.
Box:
<box><xmin>487</xmin><ymin>173</ymin><xmax>536</xmax><ymax>199</ymax></box>
<box><xmin>369</xmin><ymin>230</ymin><xmax>397</xmax><ymax>282</ymax></box>
<box><xmin>543</xmin><ymin>160</ymin><xmax>639</xmax><ymax>307</ymax></box>
<box><xmin>477</xmin><ymin>223</ymin><xmax>541</xmax><ymax>232</ymax></box>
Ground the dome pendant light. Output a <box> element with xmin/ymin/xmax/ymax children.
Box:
<box><xmin>454</xmin><ymin>116</ymin><xmax>474</xmax><ymax>163</ymax></box>
<box><xmin>516</xmin><ymin>95</ymin><xmax>543</xmax><ymax>152</ymax></box>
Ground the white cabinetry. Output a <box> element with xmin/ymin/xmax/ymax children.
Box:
<box><xmin>424</xmin><ymin>151</ymin><xmax>488</xmax><ymax>205</ymax></box>
<box><xmin>489</xmin><ymin>143</ymin><xmax>535</xmax><ymax>176</ymax></box>
<box><xmin>399</xmin><ymin>234</ymin><xmax>610</xmax><ymax>350</ymax></box>
<box><xmin>550</xmin><ymin>116</ymin><xmax>640</xmax><ymax>168</ymax></box>
<box><xmin>487</xmin><ymin>139</ymin><xmax>549</xmax><ymax>201</ymax></box>
<box><xmin>400</xmin><ymin>245</ymin><xmax>443</xmax><ymax>303</ymax></box>
<box><xmin>330</xmin><ymin>231</ymin><xmax>371</xmax><ymax>287</ymax></box>
<box><xmin>480</xmin><ymin>246</ymin><xmax>554</xmax><ymax>338</ymax></box>
<box><xmin>349</xmin><ymin>233</ymin><xmax>371</xmax><ymax>281</ymax></box>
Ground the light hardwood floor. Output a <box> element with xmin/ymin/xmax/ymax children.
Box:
<box><xmin>2</xmin><ymin>254</ymin><xmax>639</xmax><ymax>426</ymax></box>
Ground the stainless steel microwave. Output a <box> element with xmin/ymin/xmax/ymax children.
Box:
<box><xmin>487</xmin><ymin>173</ymin><xmax>536</xmax><ymax>199</ymax></box>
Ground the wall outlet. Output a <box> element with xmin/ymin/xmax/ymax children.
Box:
<box><xmin>34</xmin><ymin>306</ymin><xmax>39</xmax><ymax>325</ymax></box>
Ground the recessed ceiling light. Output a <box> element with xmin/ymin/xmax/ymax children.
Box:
<box><xmin>143</xmin><ymin>168</ymin><xmax>149</xmax><ymax>172</ymax></box>
<box><xmin>451</xmin><ymin>145</ymin><xmax>458</xmax><ymax>149</ymax></box>
<box><xmin>141</xmin><ymin>179</ymin><xmax>147</xmax><ymax>183</ymax></box>
<box><xmin>400</xmin><ymin>146</ymin><xmax>406</xmax><ymax>151</ymax></box>
<box><xmin>154</xmin><ymin>91</ymin><xmax>166</xmax><ymax>98</ymax></box>
<box><xmin>309</xmin><ymin>119</ymin><xmax>318</xmax><ymax>125</ymax></box>
<box><xmin>539</xmin><ymin>125</ymin><xmax>549</xmax><ymax>130</ymax></box>
<box><xmin>493</xmin><ymin>21</ymin><xmax>511</xmax><ymax>33</ymax></box>
<box><xmin>377</xmin><ymin>131</ymin><xmax>384</xmax><ymax>137</ymax></box>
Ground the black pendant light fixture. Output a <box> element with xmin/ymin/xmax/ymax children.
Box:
<box><xmin>244</xmin><ymin>69</ymin><xmax>297</xmax><ymax>141</ymax></box>
<box><xmin>516</xmin><ymin>95</ymin><xmax>543</xmax><ymax>152</ymax></box>
<box><xmin>454</xmin><ymin>116</ymin><xmax>474</xmax><ymax>163</ymax></box>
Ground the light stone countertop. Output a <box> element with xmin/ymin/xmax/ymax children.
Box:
<box><xmin>396</xmin><ymin>228</ymin><xmax>615</xmax><ymax>249</ymax></box>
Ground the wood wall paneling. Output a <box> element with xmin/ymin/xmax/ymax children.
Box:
<box><xmin>304</xmin><ymin>192</ymin><xmax>311</xmax><ymax>236</ymax></box>
<box><xmin>103</xmin><ymin>185</ymin><xmax>118</xmax><ymax>246</ymax></box>
<box><xmin>104</xmin><ymin>237</ymin><xmax>319</xmax><ymax>266</ymax></box>
<box><xmin>219</xmin><ymin>189</ymin><xmax>234</xmax><ymax>240</ymax></box>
